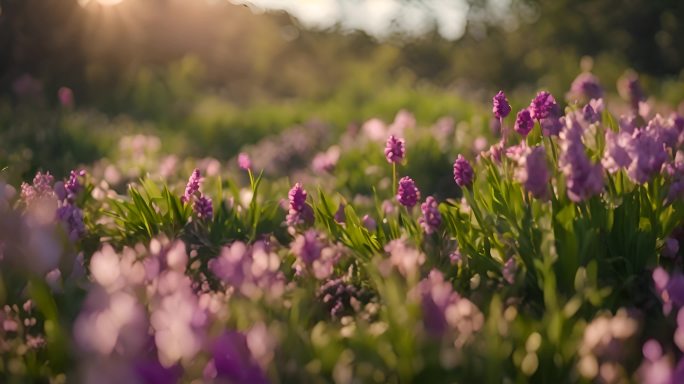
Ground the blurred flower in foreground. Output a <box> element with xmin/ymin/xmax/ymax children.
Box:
<box><xmin>203</xmin><ymin>331</ymin><xmax>269</xmax><ymax>384</ymax></box>
<box><xmin>577</xmin><ymin>309</ymin><xmax>638</xmax><ymax>382</ymax></box>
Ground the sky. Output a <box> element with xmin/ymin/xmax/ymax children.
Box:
<box><xmin>230</xmin><ymin>0</ymin><xmax>471</xmax><ymax>40</ymax></box>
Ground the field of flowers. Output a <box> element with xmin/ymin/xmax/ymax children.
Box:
<box><xmin>1</xmin><ymin>70</ymin><xmax>683</xmax><ymax>383</ymax></box>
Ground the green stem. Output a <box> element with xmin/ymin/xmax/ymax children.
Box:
<box><xmin>392</xmin><ymin>163</ymin><xmax>397</xmax><ymax>197</ymax></box>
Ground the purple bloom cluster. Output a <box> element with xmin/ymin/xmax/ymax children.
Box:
<box><xmin>492</xmin><ymin>90</ymin><xmax>512</xmax><ymax>119</ymax></box>
<box><xmin>514</xmin><ymin>108</ymin><xmax>534</xmax><ymax>137</ymax></box>
<box><xmin>384</xmin><ymin>135</ymin><xmax>406</xmax><ymax>164</ymax></box>
<box><xmin>317</xmin><ymin>278</ymin><xmax>370</xmax><ymax>319</ymax></box>
<box><xmin>568</xmin><ymin>72</ymin><xmax>603</xmax><ymax>101</ymax></box>
<box><xmin>559</xmin><ymin>117</ymin><xmax>604</xmax><ymax>202</ymax></box>
<box><xmin>204</xmin><ymin>331</ymin><xmax>269</xmax><ymax>384</ymax></box>
<box><xmin>514</xmin><ymin>145</ymin><xmax>549</xmax><ymax>199</ymax></box>
<box><xmin>209</xmin><ymin>241</ymin><xmax>286</xmax><ymax>300</ymax></box>
<box><xmin>453</xmin><ymin>155</ymin><xmax>474</xmax><ymax>187</ymax></box>
<box><xmin>237</xmin><ymin>152</ymin><xmax>252</xmax><ymax>171</ymax></box>
<box><xmin>181</xmin><ymin>168</ymin><xmax>202</xmax><ymax>204</ymax></box>
<box><xmin>529</xmin><ymin>91</ymin><xmax>557</xmax><ymax>121</ymax></box>
<box><xmin>412</xmin><ymin>270</ymin><xmax>484</xmax><ymax>339</ymax></box>
<box><xmin>181</xmin><ymin>169</ymin><xmax>213</xmax><ymax>220</ymax></box>
<box><xmin>286</xmin><ymin>183</ymin><xmax>314</xmax><ymax>226</ymax></box>
<box><xmin>419</xmin><ymin>196</ymin><xmax>442</xmax><ymax>235</ymax></box>
<box><xmin>396</xmin><ymin>176</ymin><xmax>420</xmax><ymax>208</ymax></box>
<box><xmin>20</xmin><ymin>172</ymin><xmax>55</xmax><ymax>204</ymax></box>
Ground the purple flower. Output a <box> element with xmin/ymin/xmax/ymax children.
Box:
<box><xmin>204</xmin><ymin>331</ymin><xmax>269</xmax><ymax>384</ymax></box>
<box><xmin>288</xmin><ymin>183</ymin><xmax>307</xmax><ymax>212</ymax></box>
<box><xmin>514</xmin><ymin>146</ymin><xmax>549</xmax><ymax>199</ymax></box>
<box><xmin>568</xmin><ymin>72</ymin><xmax>603</xmax><ymax>101</ymax></box>
<box><xmin>56</xmin><ymin>204</ymin><xmax>86</xmax><ymax>240</ymax></box>
<box><xmin>181</xmin><ymin>169</ymin><xmax>201</xmax><ymax>204</ymax></box>
<box><xmin>492</xmin><ymin>90</ymin><xmax>512</xmax><ymax>119</ymax></box>
<box><xmin>317</xmin><ymin>278</ymin><xmax>370</xmax><ymax>319</ymax></box>
<box><xmin>602</xmin><ymin>130</ymin><xmax>632</xmax><ymax>173</ymax></box>
<box><xmin>21</xmin><ymin>171</ymin><xmax>55</xmax><ymax>204</ymax></box>
<box><xmin>334</xmin><ymin>202</ymin><xmax>346</xmax><ymax>224</ymax></box>
<box><xmin>618</xmin><ymin>71</ymin><xmax>645</xmax><ymax>111</ymax></box>
<box><xmin>453</xmin><ymin>155</ymin><xmax>474</xmax><ymax>187</ymax></box>
<box><xmin>502</xmin><ymin>257</ymin><xmax>517</xmax><ymax>284</ymax></box>
<box><xmin>559</xmin><ymin>117</ymin><xmax>604</xmax><ymax>202</ymax></box>
<box><xmin>362</xmin><ymin>214</ymin><xmax>377</xmax><ymax>231</ymax></box>
<box><xmin>419</xmin><ymin>196</ymin><xmax>442</xmax><ymax>235</ymax></box>
<box><xmin>626</xmin><ymin>128</ymin><xmax>667</xmax><ymax>184</ymax></box>
<box><xmin>286</xmin><ymin>183</ymin><xmax>314</xmax><ymax>226</ymax></box>
<box><xmin>663</xmin><ymin>238</ymin><xmax>680</xmax><ymax>259</ymax></box>
<box><xmin>193</xmin><ymin>195</ymin><xmax>213</xmax><ymax>220</ymax></box>
<box><xmin>414</xmin><ymin>270</ymin><xmax>460</xmax><ymax>336</ymax></box>
<box><xmin>291</xmin><ymin>230</ymin><xmax>322</xmax><ymax>265</ymax></box>
<box><xmin>582</xmin><ymin>103</ymin><xmax>600</xmax><ymax>124</ymax></box>
<box><xmin>529</xmin><ymin>91</ymin><xmax>557</xmax><ymax>120</ymax></box>
<box><xmin>396</xmin><ymin>176</ymin><xmax>420</xmax><ymax>208</ymax></box>
<box><xmin>384</xmin><ymin>135</ymin><xmax>406</xmax><ymax>164</ymax></box>
<box><xmin>238</xmin><ymin>153</ymin><xmax>252</xmax><ymax>170</ymax></box>
<box><xmin>653</xmin><ymin>267</ymin><xmax>684</xmax><ymax>315</ymax></box>
<box><xmin>514</xmin><ymin>108</ymin><xmax>534</xmax><ymax>137</ymax></box>
<box><xmin>57</xmin><ymin>87</ymin><xmax>74</xmax><ymax>108</ymax></box>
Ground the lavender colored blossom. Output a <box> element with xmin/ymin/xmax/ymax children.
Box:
<box><xmin>559</xmin><ymin>117</ymin><xmax>604</xmax><ymax>202</ymax></box>
<box><xmin>602</xmin><ymin>130</ymin><xmax>632</xmax><ymax>173</ymax></box>
<box><xmin>568</xmin><ymin>72</ymin><xmax>604</xmax><ymax>101</ymax></box>
<box><xmin>291</xmin><ymin>230</ymin><xmax>322</xmax><ymax>265</ymax></box>
<box><xmin>396</xmin><ymin>176</ymin><xmax>420</xmax><ymax>208</ymax></box>
<box><xmin>619</xmin><ymin>114</ymin><xmax>639</xmax><ymax>134</ymax></box>
<box><xmin>582</xmin><ymin>104</ymin><xmax>599</xmax><ymax>124</ymax></box>
<box><xmin>334</xmin><ymin>202</ymin><xmax>346</xmax><ymax>224</ymax></box>
<box><xmin>384</xmin><ymin>135</ymin><xmax>406</xmax><ymax>164</ymax></box>
<box><xmin>662</xmin><ymin>238</ymin><xmax>680</xmax><ymax>259</ymax></box>
<box><xmin>626</xmin><ymin>128</ymin><xmax>667</xmax><ymax>184</ymax></box>
<box><xmin>362</xmin><ymin>214</ymin><xmax>377</xmax><ymax>231</ymax></box>
<box><xmin>453</xmin><ymin>155</ymin><xmax>474</xmax><ymax>187</ymax></box>
<box><xmin>193</xmin><ymin>195</ymin><xmax>213</xmax><ymax>220</ymax></box>
<box><xmin>502</xmin><ymin>258</ymin><xmax>517</xmax><ymax>284</ymax></box>
<box><xmin>514</xmin><ymin>108</ymin><xmax>534</xmax><ymax>137</ymax></box>
<box><xmin>668</xmin><ymin>179</ymin><xmax>684</xmax><ymax>204</ymax></box>
<box><xmin>311</xmin><ymin>146</ymin><xmax>340</xmax><ymax>173</ymax></box>
<box><xmin>414</xmin><ymin>270</ymin><xmax>460</xmax><ymax>336</ymax></box>
<box><xmin>317</xmin><ymin>278</ymin><xmax>370</xmax><ymax>319</ymax></box>
<box><xmin>204</xmin><ymin>331</ymin><xmax>269</xmax><ymax>384</ymax></box>
<box><xmin>653</xmin><ymin>267</ymin><xmax>684</xmax><ymax>315</ymax></box>
<box><xmin>56</xmin><ymin>204</ymin><xmax>86</xmax><ymax>240</ymax></box>
<box><xmin>181</xmin><ymin>169</ymin><xmax>201</xmax><ymax>204</ymax></box>
<box><xmin>418</xmin><ymin>196</ymin><xmax>441</xmax><ymax>235</ymax></box>
<box><xmin>529</xmin><ymin>91</ymin><xmax>557</xmax><ymax>120</ymax></box>
<box><xmin>384</xmin><ymin>238</ymin><xmax>425</xmax><ymax>277</ymax></box>
<box><xmin>492</xmin><ymin>90</ymin><xmax>512</xmax><ymax>119</ymax></box>
<box><xmin>286</xmin><ymin>183</ymin><xmax>314</xmax><ymax>226</ymax></box>
<box><xmin>58</xmin><ymin>87</ymin><xmax>74</xmax><ymax>108</ymax></box>
<box><xmin>209</xmin><ymin>241</ymin><xmax>285</xmax><ymax>300</ymax></box>
<box><xmin>238</xmin><ymin>153</ymin><xmax>252</xmax><ymax>170</ymax></box>
<box><xmin>618</xmin><ymin>71</ymin><xmax>645</xmax><ymax>110</ymax></box>
<box><xmin>21</xmin><ymin>172</ymin><xmax>55</xmax><ymax>204</ymax></box>
<box><xmin>514</xmin><ymin>146</ymin><xmax>549</xmax><ymax>199</ymax></box>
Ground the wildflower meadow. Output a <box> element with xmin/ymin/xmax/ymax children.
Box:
<box><xmin>1</xmin><ymin>68</ymin><xmax>683</xmax><ymax>383</ymax></box>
